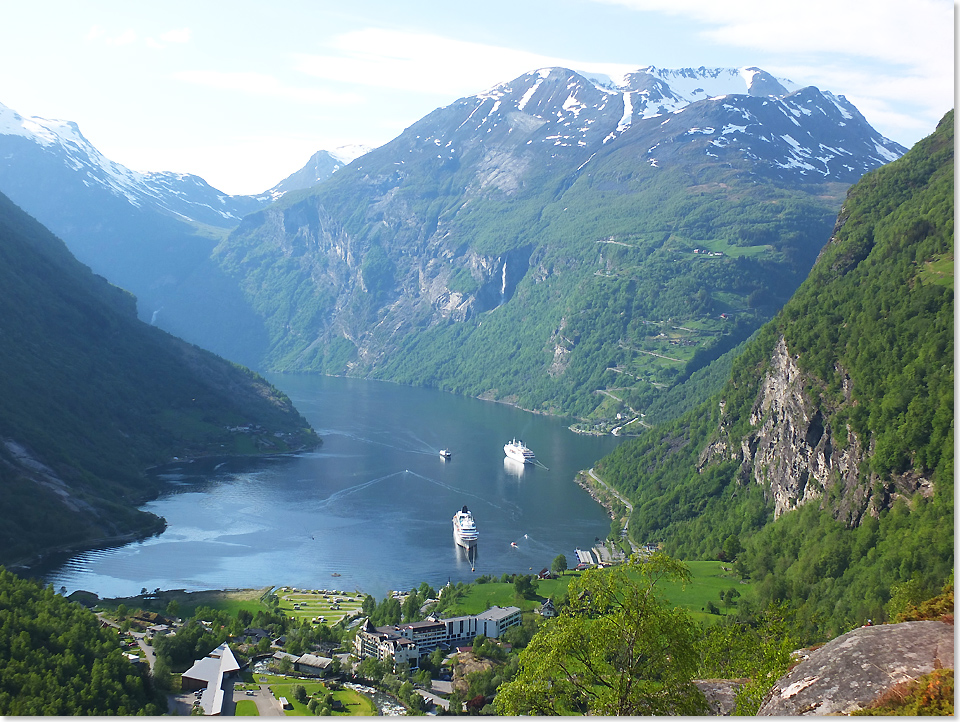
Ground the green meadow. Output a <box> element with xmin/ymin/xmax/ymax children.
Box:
<box><xmin>247</xmin><ymin>674</ymin><xmax>376</xmax><ymax>716</ymax></box>
<box><xmin>446</xmin><ymin>560</ymin><xmax>751</xmax><ymax>623</ymax></box>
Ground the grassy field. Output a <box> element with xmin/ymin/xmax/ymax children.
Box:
<box><xmin>275</xmin><ymin>587</ymin><xmax>365</xmax><ymax>625</ymax></box>
<box><xmin>100</xmin><ymin>587</ymin><xmax>271</xmax><ymax>619</ymax></box>
<box><xmin>235</xmin><ymin>699</ymin><xmax>259</xmax><ymax>716</ymax></box>
<box><xmin>260</xmin><ymin>677</ymin><xmax>376</xmax><ymax>716</ymax></box>
<box><xmin>445</xmin><ymin>561</ymin><xmax>751</xmax><ymax>623</ymax></box>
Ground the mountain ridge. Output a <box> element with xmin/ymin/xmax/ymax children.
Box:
<box><xmin>0</xmin><ymin>189</ymin><xmax>319</xmax><ymax>568</ymax></box>
<box><xmin>0</xmin><ymin>66</ymin><xmax>908</xmax><ymax>425</ymax></box>
<box><xmin>209</xmin><ymin>64</ymin><xmax>905</xmax><ymax>423</ymax></box>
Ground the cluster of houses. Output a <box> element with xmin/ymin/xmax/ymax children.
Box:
<box><xmin>354</xmin><ymin>605</ymin><xmax>522</xmax><ymax>667</ymax></box>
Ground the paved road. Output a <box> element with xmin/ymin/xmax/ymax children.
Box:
<box><xmin>587</xmin><ymin>468</ymin><xmax>633</xmax><ymax>512</ymax></box>
<box><xmin>249</xmin><ymin>684</ymin><xmax>283</xmax><ymax>716</ymax></box>
<box><xmin>130</xmin><ymin>631</ymin><xmax>156</xmax><ymax>670</ymax></box>
<box><xmin>96</xmin><ymin>614</ymin><xmax>158</xmax><ymax>671</ymax></box>
<box><xmin>418</xmin><ymin>688</ymin><xmax>450</xmax><ymax>711</ymax></box>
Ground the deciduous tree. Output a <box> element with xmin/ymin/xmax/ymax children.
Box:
<box><xmin>495</xmin><ymin>553</ymin><xmax>708</xmax><ymax>716</ymax></box>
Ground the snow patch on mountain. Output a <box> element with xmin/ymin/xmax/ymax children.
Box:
<box><xmin>329</xmin><ymin>144</ymin><xmax>373</xmax><ymax>165</ymax></box>
<box><xmin>0</xmin><ymin>101</ymin><xmax>264</xmax><ymax>223</ymax></box>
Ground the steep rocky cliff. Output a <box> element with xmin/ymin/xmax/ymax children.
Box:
<box><xmin>207</xmin><ymin>66</ymin><xmax>903</xmax><ymax>422</ymax></box>
<box><xmin>694</xmin><ymin>111</ymin><xmax>952</xmax><ymax>529</ymax></box>
<box><xmin>698</xmin><ymin>334</ymin><xmax>925</xmax><ymax>526</ymax></box>
<box><xmin>594</xmin><ymin>112</ymin><xmax>952</xmax><ymax>637</ymax></box>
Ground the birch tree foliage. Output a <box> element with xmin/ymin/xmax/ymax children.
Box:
<box><xmin>494</xmin><ymin>553</ymin><xmax>708</xmax><ymax>716</ymax></box>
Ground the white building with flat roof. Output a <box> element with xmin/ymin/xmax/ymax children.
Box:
<box><xmin>354</xmin><ymin>605</ymin><xmax>522</xmax><ymax>666</ymax></box>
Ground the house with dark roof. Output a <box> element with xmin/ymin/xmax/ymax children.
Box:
<box><xmin>296</xmin><ymin>653</ymin><xmax>334</xmax><ymax>676</ymax></box>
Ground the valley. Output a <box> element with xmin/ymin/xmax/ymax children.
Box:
<box><xmin>0</xmin><ymin>51</ymin><xmax>951</xmax><ymax>716</ymax></box>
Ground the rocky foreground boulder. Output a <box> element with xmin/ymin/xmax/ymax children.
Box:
<box><xmin>757</xmin><ymin>620</ymin><xmax>954</xmax><ymax>715</ymax></box>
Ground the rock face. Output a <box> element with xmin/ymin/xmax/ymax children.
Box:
<box><xmin>700</xmin><ymin>333</ymin><xmax>933</xmax><ymax>525</ymax></box>
<box><xmin>758</xmin><ymin>621</ymin><xmax>954</xmax><ymax>715</ymax></box>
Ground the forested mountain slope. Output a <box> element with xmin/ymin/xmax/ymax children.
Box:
<box><xmin>0</xmin><ymin>567</ymin><xmax>164</xmax><ymax>715</ymax></box>
<box><xmin>0</xmin><ymin>193</ymin><xmax>318</xmax><ymax>568</ymax></box>
<box><xmin>0</xmin><ymin>101</ymin><xmax>274</xmax><ymax>367</ymax></box>
<box><xmin>212</xmin><ymin>66</ymin><xmax>904</xmax><ymax>424</ymax></box>
<box><xmin>595</xmin><ymin>111</ymin><xmax>953</xmax><ymax>637</ymax></box>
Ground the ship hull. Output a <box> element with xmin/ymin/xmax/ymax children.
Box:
<box><xmin>504</xmin><ymin>439</ymin><xmax>535</xmax><ymax>464</ymax></box>
<box><xmin>453</xmin><ymin>507</ymin><xmax>478</xmax><ymax>548</ymax></box>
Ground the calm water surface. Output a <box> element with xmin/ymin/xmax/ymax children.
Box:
<box><xmin>46</xmin><ymin>376</ymin><xmax>622</xmax><ymax>598</ymax></box>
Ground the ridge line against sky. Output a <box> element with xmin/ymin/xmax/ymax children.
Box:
<box><xmin>0</xmin><ymin>0</ymin><xmax>952</xmax><ymax>195</ymax></box>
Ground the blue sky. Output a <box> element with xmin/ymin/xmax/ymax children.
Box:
<box><xmin>0</xmin><ymin>0</ymin><xmax>952</xmax><ymax>194</ymax></box>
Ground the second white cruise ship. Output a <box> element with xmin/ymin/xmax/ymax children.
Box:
<box><xmin>504</xmin><ymin>438</ymin><xmax>536</xmax><ymax>464</ymax></box>
<box><xmin>453</xmin><ymin>506</ymin><xmax>479</xmax><ymax>548</ymax></box>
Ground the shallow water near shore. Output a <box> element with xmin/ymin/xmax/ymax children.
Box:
<box><xmin>45</xmin><ymin>375</ymin><xmax>622</xmax><ymax>599</ymax></box>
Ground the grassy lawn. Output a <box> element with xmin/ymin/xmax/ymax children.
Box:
<box><xmin>265</xmin><ymin>679</ymin><xmax>376</xmax><ymax>716</ymax></box>
<box><xmin>921</xmin><ymin>253</ymin><xmax>954</xmax><ymax>288</ymax></box>
<box><xmin>101</xmin><ymin>587</ymin><xmax>271</xmax><ymax>618</ymax></box>
<box><xmin>446</xmin><ymin>561</ymin><xmax>750</xmax><ymax>624</ymax></box>
<box><xmin>276</xmin><ymin>588</ymin><xmax>364</xmax><ymax>626</ymax></box>
<box><xmin>655</xmin><ymin>560</ymin><xmax>751</xmax><ymax>623</ymax></box>
<box><xmin>235</xmin><ymin>699</ymin><xmax>259</xmax><ymax>716</ymax></box>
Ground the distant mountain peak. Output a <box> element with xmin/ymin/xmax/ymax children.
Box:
<box><xmin>0</xmin><ymin>100</ymin><xmax>268</xmax><ymax>226</ymax></box>
<box><xmin>266</xmin><ymin>144</ymin><xmax>374</xmax><ymax>199</ymax></box>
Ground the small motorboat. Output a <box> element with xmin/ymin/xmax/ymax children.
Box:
<box><xmin>510</xmin><ymin>541</ymin><xmax>518</xmax><ymax>548</ymax></box>
<box><xmin>439</xmin><ymin>449</ymin><xmax>452</xmax><ymax>459</ymax></box>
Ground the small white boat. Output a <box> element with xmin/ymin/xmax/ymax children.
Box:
<box><xmin>439</xmin><ymin>449</ymin><xmax>452</xmax><ymax>459</ymax></box>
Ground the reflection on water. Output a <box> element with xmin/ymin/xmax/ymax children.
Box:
<box><xmin>503</xmin><ymin>456</ymin><xmax>526</xmax><ymax>478</ymax></box>
<box><xmin>44</xmin><ymin>376</ymin><xmax>622</xmax><ymax>599</ymax></box>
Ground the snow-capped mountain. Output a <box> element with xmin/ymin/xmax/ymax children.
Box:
<box><xmin>0</xmin><ymin>65</ymin><xmax>910</xmax><ymax>398</ymax></box>
<box><xmin>402</xmin><ymin>65</ymin><xmax>904</xmax><ymax>186</ymax></box>
<box><xmin>213</xmin><ymin>64</ymin><xmax>909</xmax><ymax>406</ymax></box>
<box><xmin>0</xmin><ymin>102</ymin><xmax>267</xmax><ymax>227</ymax></box>
<box><xmin>266</xmin><ymin>144</ymin><xmax>373</xmax><ymax>200</ymax></box>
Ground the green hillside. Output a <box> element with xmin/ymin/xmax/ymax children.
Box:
<box><xmin>0</xmin><ymin>567</ymin><xmax>164</xmax><ymax>715</ymax></box>
<box><xmin>594</xmin><ymin>112</ymin><xmax>954</xmax><ymax>638</ymax></box>
<box><xmin>0</xmin><ymin>193</ymin><xmax>319</xmax><ymax>567</ymax></box>
<box><xmin>220</xmin><ymin>144</ymin><xmax>844</xmax><ymax>426</ymax></box>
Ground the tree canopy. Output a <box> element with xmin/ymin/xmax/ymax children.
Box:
<box><xmin>0</xmin><ymin>568</ymin><xmax>163</xmax><ymax>715</ymax></box>
<box><xmin>495</xmin><ymin>553</ymin><xmax>708</xmax><ymax>716</ymax></box>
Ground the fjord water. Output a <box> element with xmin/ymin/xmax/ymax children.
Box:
<box><xmin>46</xmin><ymin>376</ymin><xmax>622</xmax><ymax>599</ymax></box>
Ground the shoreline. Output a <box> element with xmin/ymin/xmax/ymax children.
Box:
<box><xmin>576</xmin><ymin>471</ymin><xmax>619</xmax><ymax>521</ymax></box>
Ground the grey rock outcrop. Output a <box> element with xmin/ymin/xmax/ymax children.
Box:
<box><xmin>700</xmin><ymin>334</ymin><xmax>934</xmax><ymax>525</ymax></box>
<box><xmin>758</xmin><ymin>621</ymin><xmax>954</xmax><ymax>715</ymax></box>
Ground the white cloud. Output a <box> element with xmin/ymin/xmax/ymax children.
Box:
<box><xmin>105</xmin><ymin>28</ymin><xmax>138</xmax><ymax>46</ymax></box>
<box><xmin>588</xmin><ymin>0</ymin><xmax>953</xmax><ymax>144</ymax></box>
<box><xmin>173</xmin><ymin>69</ymin><xmax>363</xmax><ymax>105</ymax></box>
<box><xmin>294</xmin><ymin>28</ymin><xmax>634</xmax><ymax>98</ymax></box>
<box><xmin>590</xmin><ymin>0</ymin><xmax>951</xmax><ymax>68</ymax></box>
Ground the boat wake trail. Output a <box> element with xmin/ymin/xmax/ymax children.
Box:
<box><xmin>315</xmin><ymin>471</ymin><xmax>406</xmax><ymax>509</ymax></box>
<box><xmin>320</xmin><ymin>427</ymin><xmax>436</xmax><ymax>456</ymax></box>
<box><xmin>404</xmin><ymin>470</ymin><xmax>519</xmax><ymax>517</ymax></box>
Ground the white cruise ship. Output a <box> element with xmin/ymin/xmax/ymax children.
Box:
<box><xmin>452</xmin><ymin>506</ymin><xmax>479</xmax><ymax>548</ymax></box>
<box><xmin>504</xmin><ymin>438</ymin><xmax>536</xmax><ymax>464</ymax></box>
